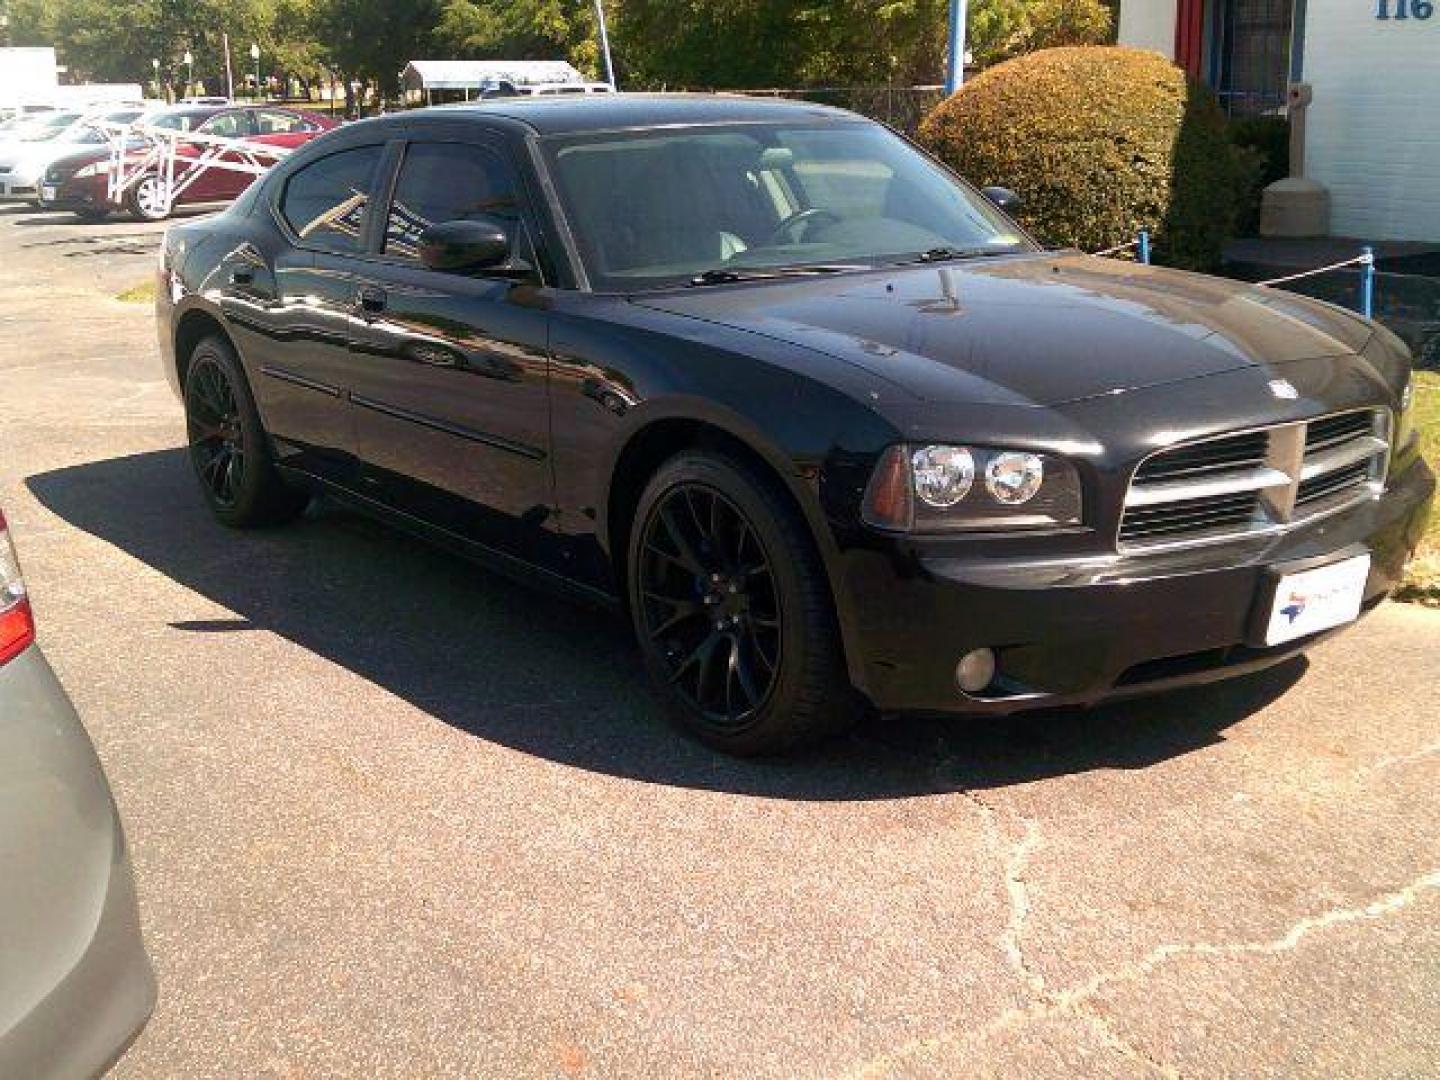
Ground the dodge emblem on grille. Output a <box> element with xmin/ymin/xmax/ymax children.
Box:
<box><xmin>1269</xmin><ymin>379</ymin><xmax>1299</xmax><ymax>400</ymax></box>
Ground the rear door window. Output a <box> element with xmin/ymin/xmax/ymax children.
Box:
<box><xmin>278</xmin><ymin>144</ymin><xmax>384</xmax><ymax>254</ymax></box>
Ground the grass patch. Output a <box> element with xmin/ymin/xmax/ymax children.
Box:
<box><xmin>115</xmin><ymin>279</ymin><xmax>156</xmax><ymax>304</ymax></box>
<box><xmin>1395</xmin><ymin>370</ymin><xmax>1440</xmax><ymax>607</ymax></box>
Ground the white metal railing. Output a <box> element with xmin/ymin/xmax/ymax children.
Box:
<box><xmin>94</xmin><ymin>118</ymin><xmax>294</xmax><ymax>212</ymax></box>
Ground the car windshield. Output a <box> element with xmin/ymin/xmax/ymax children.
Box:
<box><xmin>20</xmin><ymin>112</ymin><xmax>84</xmax><ymax>142</ymax></box>
<box><xmin>543</xmin><ymin>121</ymin><xmax>1032</xmax><ymax>290</ymax></box>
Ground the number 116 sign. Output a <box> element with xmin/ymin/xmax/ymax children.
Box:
<box><xmin>1377</xmin><ymin>0</ymin><xmax>1434</xmax><ymax>17</ymax></box>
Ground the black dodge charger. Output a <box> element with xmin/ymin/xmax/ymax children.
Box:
<box><xmin>156</xmin><ymin>95</ymin><xmax>1434</xmax><ymax>755</ymax></box>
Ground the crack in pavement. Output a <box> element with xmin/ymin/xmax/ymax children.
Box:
<box><xmin>847</xmin><ymin>858</ymin><xmax>1440</xmax><ymax>1078</ymax></box>
<box><xmin>958</xmin><ymin>789</ymin><xmax>1043</xmax><ymax>993</ymax></box>
<box><xmin>960</xmin><ymin>790</ymin><xmax>1176</xmax><ymax>1075</ymax></box>
<box><xmin>1073</xmin><ymin>1000</ymin><xmax>1182</xmax><ymax>1079</ymax></box>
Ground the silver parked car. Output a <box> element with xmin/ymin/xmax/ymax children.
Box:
<box><xmin>0</xmin><ymin>505</ymin><xmax>154</xmax><ymax>1076</ymax></box>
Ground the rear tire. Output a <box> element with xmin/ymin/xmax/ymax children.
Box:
<box><xmin>184</xmin><ymin>335</ymin><xmax>307</xmax><ymax>528</ymax></box>
<box><xmin>125</xmin><ymin>174</ymin><xmax>171</xmax><ymax>221</ymax></box>
<box><xmin>627</xmin><ymin>450</ymin><xmax>857</xmax><ymax>755</ymax></box>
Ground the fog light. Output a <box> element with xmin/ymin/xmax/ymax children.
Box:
<box><xmin>956</xmin><ymin>648</ymin><xmax>997</xmax><ymax>694</ymax></box>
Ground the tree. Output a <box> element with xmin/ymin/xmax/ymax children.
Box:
<box><xmin>432</xmin><ymin>0</ymin><xmax>601</xmax><ymax>76</ymax></box>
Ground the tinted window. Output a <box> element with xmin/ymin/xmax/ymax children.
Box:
<box><xmin>383</xmin><ymin>142</ymin><xmax>520</xmax><ymax>262</ymax></box>
<box><xmin>199</xmin><ymin>111</ymin><xmax>254</xmax><ymax>138</ymax></box>
<box><xmin>149</xmin><ymin>112</ymin><xmax>207</xmax><ymax>132</ymax></box>
<box><xmin>256</xmin><ymin>110</ymin><xmax>315</xmax><ymax>135</ymax></box>
<box><xmin>280</xmin><ymin>145</ymin><xmax>383</xmax><ymax>254</ymax></box>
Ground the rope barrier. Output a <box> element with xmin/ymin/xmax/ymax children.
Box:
<box><xmin>1088</xmin><ymin>235</ymin><xmax>1378</xmax><ymax>321</ymax></box>
<box><xmin>1255</xmin><ymin>251</ymin><xmax>1372</xmax><ymax>287</ymax></box>
<box><xmin>1090</xmin><ymin>228</ymin><xmax>1152</xmax><ymax>264</ymax></box>
<box><xmin>1256</xmin><ymin>246</ymin><xmax>1377</xmax><ymax>319</ymax></box>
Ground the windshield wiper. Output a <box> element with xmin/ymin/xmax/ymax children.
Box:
<box><xmin>688</xmin><ymin>264</ymin><xmax>864</xmax><ymax>287</ymax></box>
<box><xmin>899</xmin><ymin>246</ymin><xmax>1016</xmax><ymax>265</ymax></box>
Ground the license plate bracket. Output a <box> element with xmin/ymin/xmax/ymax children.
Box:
<box><xmin>1260</xmin><ymin>553</ymin><xmax>1371</xmax><ymax>647</ymax></box>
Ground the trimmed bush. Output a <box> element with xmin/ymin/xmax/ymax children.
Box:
<box><xmin>917</xmin><ymin>46</ymin><xmax>1243</xmax><ymax>270</ymax></box>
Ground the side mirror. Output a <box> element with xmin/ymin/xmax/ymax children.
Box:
<box><xmin>418</xmin><ymin>218</ymin><xmax>511</xmax><ymax>273</ymax></box>
<box><xmin>981</xmin><ymin>186</ymin><xmax>1022</xmax><ymax>214</ymax></box>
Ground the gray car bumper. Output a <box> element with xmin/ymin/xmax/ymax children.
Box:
<box><xmin>0</xmin><ymin>646</ymin><xmax>155</xmax><ymax>1078</ymax></box>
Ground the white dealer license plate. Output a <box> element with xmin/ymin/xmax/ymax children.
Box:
<box><xmin>40</xmin><ymin>185</ymin><xmax>55</xmax><ymax>201</ymax></box>
<box><xmin>1264</xmin><ymin>554</ymin><xmax>1370</xmax><ymax>646</ymax></box>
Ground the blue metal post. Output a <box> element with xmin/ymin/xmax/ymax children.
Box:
<box><xmin>1138</xmin><ymin>228</ymin><xmax>1151</xmax><ymax>265</ymax></box>
<box><xmin>945</xmin><ymin>0</ymin><xmax>969</xmax><ymax>95</ymax></box>
<box><xmin>1360</xmin><ymin>246</ymin><xmax>1375</xmax><ymax>319</ymax></box>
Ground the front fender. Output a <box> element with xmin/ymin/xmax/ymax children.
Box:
<box><xmin>593</xmin><ymin>391</ymin><xmax>896</xmax><ymax>698</ymax></box>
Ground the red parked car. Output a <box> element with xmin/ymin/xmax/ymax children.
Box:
<box><xmin>36</xmin><ymin>104</ymin><xmax>337</xmax><ymax>221</ymax></box>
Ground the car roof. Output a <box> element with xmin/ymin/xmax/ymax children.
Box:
<box><xmin>399</xmin><ymin>93</ymin><xmax>859</xmax><ymax>136</ymax></box>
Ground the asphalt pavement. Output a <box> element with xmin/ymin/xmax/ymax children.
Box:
<box><xmin>1</xmin><ymin>202</ymin><xmax>1437</xmax><ymax>1078</ymax></box>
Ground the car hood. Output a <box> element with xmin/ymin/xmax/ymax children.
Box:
<box><xmin>0</xmin><ymin>140</ymin><xmax>94</xmax><ymax>172</ymax></box>
<box><xmin>43</xmin><ymin>146</ymin><xmax>110</xmax><ymax>173</ymax></box>
<box><xmin>633</xmin><ymin>253</ymin><xmax>1376</xmax><ymax>406</ymax></box>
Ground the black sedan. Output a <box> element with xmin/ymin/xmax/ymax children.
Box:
<box><xmin>156</xmin><ymin>95</ymin><xmax>1434</xmax><ymax>755</ymax></box>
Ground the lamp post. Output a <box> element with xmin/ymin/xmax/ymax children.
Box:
<box><xmin>945</xmin><ymin>0</ymin><xmax>969</xmax><ymax>95</ymax></box>
<box><xmin>249</xmin><ymin>42</ymin><xmax>260</xmax><ymax>100</ymax></box>
<box><xmin>183</xmin><ymin>50</ymin><xmax>193</xmax><ymax>97</ymax></box>
<box><xmin>592</xmin><ymin>0</ymin><xmax>617</xmax><ymax>89</ymax></box>
<box><xmin>151</xmin><ymin>57</ymin><xmax>161</xmax><ymax>100</ymax></box>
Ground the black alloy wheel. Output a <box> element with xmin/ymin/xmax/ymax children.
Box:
<box><xmin>186</xmin><ymin>357</ymin><xmax>246</xmax><ymax>509</ymax></box>
<box><xmin>628</xmin><ymin>450</ymin><xmax>857</xmax><ymax>754</ymax></box>
<box><xmin>638</xmin><ymin>483</ymin><xmax>783</xmax><ymax>726</ymax></box>
<box><xmin>183</xmin><ymin>335</ymin><xmax>308</xmax><ymax>528</ymax></box>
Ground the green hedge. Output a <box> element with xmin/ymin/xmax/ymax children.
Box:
<box><xmin>918</xmin><ymin>46</ymin><xmax>1244</xmax><ymax>270</ymax></box>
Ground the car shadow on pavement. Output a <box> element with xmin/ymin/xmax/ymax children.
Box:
<box><xmin>28</xmin><ymin>448</ymin><xmax>1307</xmax><ymax>801</ymax></box>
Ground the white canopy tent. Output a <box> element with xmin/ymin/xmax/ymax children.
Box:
<box><xmin>402</xmin><ymin>60</ymin><xmax>588</xmax><ymax>104</ymax></box>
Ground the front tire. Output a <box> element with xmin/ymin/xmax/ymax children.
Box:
<box><xmin>627</xmin><ymin>450</ymin><xmax>857</xmax><ymax>755</ymax></box>
<box><xmin>125</xmin><ymin>174</ymin><xmax>171</xmax><ymax>221</ymax></box>
<box><xmin>184</xmin><ymin>335</ymin><xmax>307</xmax><ymax>528</ymax></box>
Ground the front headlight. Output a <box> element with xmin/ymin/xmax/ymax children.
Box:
<box><xmin>74</xmin><ymin>161</ymin><xmax>111</xmax><ymax>178</ymax></box>
<box><xmin>863</xmin><ymin>443</ymin><xmax>1084</xmax><ymax>531</ymax></box>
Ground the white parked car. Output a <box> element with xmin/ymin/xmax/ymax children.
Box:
<box><xmin>0</xmin><ymin>107</ymin><xmax>147</xmax><ymax>200</ymax></box>
<box><xmin>0</xmin><ymin>110</ymin><xmax>85</xmax><ymax>150</ymax></box>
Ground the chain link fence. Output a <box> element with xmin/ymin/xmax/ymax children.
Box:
<box><xmin>732</xmin><ymin>85</ymin><xmax>947</xmax><ymax>136</ymax></box>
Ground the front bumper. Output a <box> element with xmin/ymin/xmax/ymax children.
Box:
<box><xmin>0</xmin><ymin>174</ymin><xmax>38</xmax><ymax>200</ymax></box>
<box><xmin>0</xmin><ymin>646</ymin><xmax>155</xmax><ymax>1077</ymax></box>
<box><xmin>849</xmin><ymin>457</ymin><xmax>1435</xmax><ymax>714</ymax></box>
<box><xmin>36</xmin><ymin>174</ymin><xmax>109</xmax><ymax>212</ymax></box>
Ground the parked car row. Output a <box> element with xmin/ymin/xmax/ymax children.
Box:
<box><xmin>1</xmin><ymin>102</ymin><xmax>336</xmax><ymax>221</ymax></box>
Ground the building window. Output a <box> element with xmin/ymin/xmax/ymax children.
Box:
<box><xmin>1213</xmin><ymin>0</ymin><xmax>1294</xmax><ymax>116</ymax></box>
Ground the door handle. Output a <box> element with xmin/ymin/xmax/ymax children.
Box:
<box><xmin>357</xmin><ymin>286</ymin><xmax>387</xmax><ymax>315</ymax></box>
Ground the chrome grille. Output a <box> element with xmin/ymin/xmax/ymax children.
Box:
<box><xmin>1119</xmin><ymin>409</ymin><xmax>1390</xmax><ymax>551</ymax></box>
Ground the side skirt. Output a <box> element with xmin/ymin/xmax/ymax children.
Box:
<box><xmin>279</xmin><ymin>466</ymin><xmax>621</xmax><ymax>615</ymax></box>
